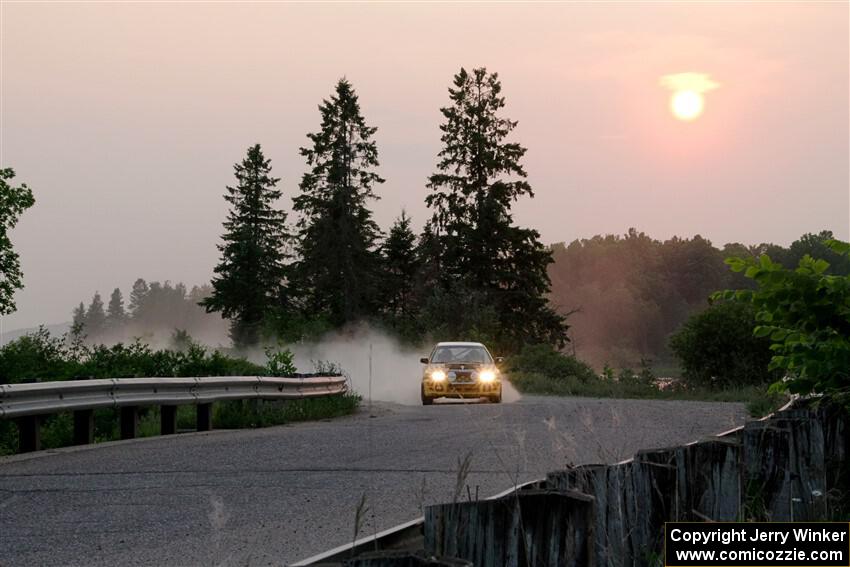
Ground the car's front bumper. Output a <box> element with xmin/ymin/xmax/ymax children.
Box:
<box><xmin>422</xmin><ymin>379</ymin><xmax>501</xmax><ymax>398</ymax></box>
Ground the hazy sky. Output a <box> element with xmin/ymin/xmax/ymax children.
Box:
<box><xmin>1</xmin><ymin>2</ymin><xmax>848</xmax><ymax>330</ymax></box>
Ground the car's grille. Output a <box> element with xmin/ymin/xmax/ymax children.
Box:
<box><xmin>452</xmin><ymin>372</ymin><xmax>474</xmax><ymax>383</ymax></box>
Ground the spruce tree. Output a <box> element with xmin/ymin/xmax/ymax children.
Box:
<box><xmin>202</xmin><ymin>144</ymin><xmax>289</xmax><ymax>348</ymax></box>
<box><xmin>381</xmin><ymin>211</ymin><xmax>418</xmax><ymax>326</ymax></box>
<box><xmin>85</xmin><ymin>292</ymin><xmax>106</xmax><ymax>339</ymax></box>
<box><xmin>294</xmin><ymin>78</ymin><xmax>384</xmax><ymax>326</ymax></box>
<box><xmin>128</xmin><ymin>278</ymin><xmax>149</xmax><ymax>318</ymax></box>
<box><xmin>72</xmin><ymin>301</ymin><xmax>87</xmax><ymax>332</ymax></box>
<box><xmin>106</xmin><ymin>288</ymin><xmax>127</xmax><ymax>330</ymax></box>
<box><xmin>425</xmin><ymin>67</ymin><xmax>567</xmax><ymax>351</ymax></box>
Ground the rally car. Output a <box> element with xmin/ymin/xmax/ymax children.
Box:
<box><xmin>419</xmin><ymin>341</ymin><xmax>502</xmax><ymax>405</ymax></box>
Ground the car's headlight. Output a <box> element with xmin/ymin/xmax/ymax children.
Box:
<box><xmin>479</xmin><ymin>369</ymin><xmax>496</xmax><ymax>383</ymax></box>
<box><xmin>430</xmin><ymin>370</ymin><xmax>447</xmax><ymax>382</ymax></box>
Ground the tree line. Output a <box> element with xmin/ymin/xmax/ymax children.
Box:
<box><xmin>201</xmin><ymin>68</ymin><xmax>567</xmax><ymax>353</ymax></box>
<box><xmin>548</xmin><ymin>229</ymin><xmax>849</xmax><ymax>369</ymax></box>
<box><xmin>71</xmin><ymin>280</ymin><xmax>224</xmax><ymax>345</ymax></box>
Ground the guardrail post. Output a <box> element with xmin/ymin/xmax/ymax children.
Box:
<box><xmin>161</xmin><ymin>405</ymin><xmax>177</xmax><ymax>435</ymax></box>
<box><xmin>73</xmin><ymin>409</ymin><xmax>94</xmax><ymax>445</ymax></box>
<box><xmin>120</xmin><ymin>406</ymin><xmax>139</xmax><ymax>439</ymax></box>
<box><xmin>197</xmin><ymin>403</ymin><xmax>212</xmax><ymax>431</ymax></box>
<box><xmin>17</xmin><ymin>415</ymin><xmax>40</xmax><ymax>453</ymax></box>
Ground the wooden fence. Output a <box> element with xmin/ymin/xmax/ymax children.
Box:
<box><xmin>417</xmin><ymin>399</ymin><xmax>849</xmax><ymax>567</ymax></box>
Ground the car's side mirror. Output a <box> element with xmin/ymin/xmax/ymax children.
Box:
<box><xmin>495</xmin><ymin>357</ymin><xmax>504</xmax><ymax>364</ymax></box>
<box><xmin>420</xmin><ymin>357</ymin><xmax>429</xmax><ymax>364</ymax></box>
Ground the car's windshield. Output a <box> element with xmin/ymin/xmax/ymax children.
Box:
<box><xmin>431</xmin><ymin>345</ymin><xmax>492</xmax><ymax>364</ymax></box>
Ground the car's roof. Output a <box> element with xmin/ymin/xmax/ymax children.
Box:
<box><xmin>434</xmin><ymin>341</ymin><xmax>486</xmax><ymax>347</ymax></box>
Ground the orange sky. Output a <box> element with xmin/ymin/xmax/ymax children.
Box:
<box><xmin>1</xmin><ymin>2</ymin><xmax>848</xmax><ymax>329</ymax></box>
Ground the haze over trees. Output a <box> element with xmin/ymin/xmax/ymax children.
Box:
<box><xmin>0</xmin><ymin>168</ymin><xmax>35</xmax><ymax>315</ymax></box>
<box><xmin>71</xmin><ymin>280</ymin><xmax>226</xmax><ymax>346</ymax></box>
<box><xmin>548</xmin><ymin>229</ymin><xmax>848</xmax><ymax>369</ymax></box>
<box><xmin>28</xmin><ymin>66</ymin><xmax>843</xmax><ymax>378</ymax></box>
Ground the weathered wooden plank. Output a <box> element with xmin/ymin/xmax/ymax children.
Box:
<box><xmin>813</xmin><ymin>402</ymin><xmax>850</xmax><ymax>514</ymax></box>
<box><xmin>424</xmin><ymin>489</ymin><xmax>593</xmax><ymax>567</ymax></box>
<box><xmin>675</xmin><ymin>438</ymin><xmax>741</xmax><ymax>522</ymax></box>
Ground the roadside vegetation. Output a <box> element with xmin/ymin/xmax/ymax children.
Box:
<box><xmin>511</xmin><ymin>237</ymin><xmax>850</xmax><ymax>419</ymax></box>
<box><xmin>506</xmin><ymin>343</ymin><xmax>785</xmax><ymax>417</ymax></box>
<box><xmin>0</xmin><ymin>330</ymin><xmax>360</xmax><ymax>456</ymax></box>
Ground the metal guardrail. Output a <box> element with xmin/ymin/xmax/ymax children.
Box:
<box><xmin>0</xmin><ymin>376</ymin><xmax>347</xmax><ymax>419</ymax></box>
<box><xmin>0</xmin><ymin>375</ymin><xmax>347</xmax><ymax>453</ymax></box>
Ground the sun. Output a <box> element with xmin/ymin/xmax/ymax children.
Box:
<box><xmin>660</xmin><ymin>73</ymin><xmax>719</xmax><ymax>122</ymax></box>
<box><xmin>671</xmin><ymin>90</ymin><xmax>704</xmax><ymax>121</ymax></box>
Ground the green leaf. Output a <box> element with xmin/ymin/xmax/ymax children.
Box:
<box><xmin>753</xmin><ymin>325</ymin><xmax>772</xmax><ymax>338</ymax></box>
<box><xmin>826</xmin><ymin>239</ymin><xmax>850</xmax><ymax>256</ymax></box>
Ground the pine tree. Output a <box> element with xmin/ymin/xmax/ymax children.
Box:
<box><xmin>72</xmin><ymin>301</ymin><xmax>87</xmax><ymax>332</ymax></box>
<box><xmin>0</xmin><ymin>168</ymin><xmax>35</xmax><ymax>315</ymax></box>
<box><xmin>85</xmin><ymin>292</ymin><xmax>106</xmax><ymax>339</ymax></box>
<box><xmin>293</xmin><ymin>78</ymin><xmax>384</xmax><ymax>326</ymax></box>
<box><xmin>106</xmin><ymin>287</ymin><xmax>127</xmax><ymax>329</ymax></box>
<box><xmin>201</xmin><ymin>144</ymin><xmax>289</xmax><ymax>348</ymax></box>
<box><xmin>381</xmin><ymin>211</ymin><xmax>418</xmax><ymax>325</ymax></box>
<box><xmin>425</xmin><ymin>67</ymin><xmax>567</xmax><ymax>351</ymax></box>
<box><xmin>128</xmin><ymin>278</ymin><xmax>149</xmax><ymax>318</ymax></box>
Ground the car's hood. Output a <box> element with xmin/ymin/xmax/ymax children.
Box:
<box><xmin>427</xmin><ymin>362</ymin><xmax>494</xmax><ymax>372</ymax></box>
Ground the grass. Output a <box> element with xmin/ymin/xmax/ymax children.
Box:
<box><xmin>0</xmin><ymin>394</ymin><xmax>361</xmax><ymax>456</ymax></box>
<box><xmin>508</xmin><ymin>371</ymin><xmax>786</xmax><ymax>418</ymax></box>
<box><xmin>214</xmin><ymin>394</ymin><xmax>361</xmax><ymax>429</ymax></box>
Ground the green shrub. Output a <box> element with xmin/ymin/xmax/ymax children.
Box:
<box><xmin>0</xmin><ymin>327</ymin><xmax>75</xmax><ymax>384</ymax></box>
<box><xmin>0</xmin><ymin>331</ymin><xmax>266</xmax><ymax>385</ymax></box>
<box><xmin>717</xmin><ymin>241</ymin><xmax>850</xmax><ymax>397</ymax></box>
<box><xmin>669</xmin><ymin>301</ymin><xmax>778</xmax><ymax>390</ymax></box>
<box><xmin>507</xmin><ymin>344</ymin><xmax>597</xmax><ymax>382</ymax></box>
<box><xmin>0</xmin><ymin>331</ymin><xmax>353</xmax><ymax>454</ymax></box>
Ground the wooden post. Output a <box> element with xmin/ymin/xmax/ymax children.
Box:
<box><xmin>161</xmin><ymin>405</ymin><xmax>177</xmax><ymax>435</ymax></box>
<box><xmin>197</xmin><ymin>403</ymin><xmax>212</xmax><ymax>431</ymax></box>
<box><xmin>17</xmin><ymin>415</ymin><xmax>40</xmax><ymax>453</ymax></box>
<box><xmin>73</xmin><ymin>409</ymin><xmax>94</xmax><ymax>445</ymax></box>
<box><xmin>120</xmin><ymin>406</ymin><xmax>139</xmax><ymax>440</ymax></box>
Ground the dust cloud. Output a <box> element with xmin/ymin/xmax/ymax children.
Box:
<box><xmin>287</xmin><ymin>324</ymin><xmax>521</xmax><ymax>406</ymax></box>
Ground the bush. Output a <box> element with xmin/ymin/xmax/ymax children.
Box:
<box><xmin>0</xmin><ymin>329</ymin><xmax>266</xmax><ymax>385</ymax></box>
<box><xmin>0</xmin><ymin>330</ymin><xmax>358</xmax><ymax>454</ymax></box>
<box><xmin>718</xmin><ymin>241</ymin><xmax>850</xmax><ymax>396</ymax></box>
<box><xmin>507</xmin><ymin>343</ymin><xmax>597</xmax><ymax>382</ymax></box>
<box><xmin>669</xmin><ymin>301</ymin><xmax>778</xmax><ymax>390</ymax></box>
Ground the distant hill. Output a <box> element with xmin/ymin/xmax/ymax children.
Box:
<box><xmin>0</xmin><ymin>321</ymin><xmax>71</xmax><ymax>346</ymax></box>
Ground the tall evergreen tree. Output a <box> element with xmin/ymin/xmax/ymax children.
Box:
<box><xmin>201</xmin><ymin>144</ymin><xmax>289</xmax><ymax>348</ymax></box>
<box><xmin>0</xmin><ymin>168</ymin><xmax>35</xmax><ymax>315</ymax></box>
<box><xmin>85</xmin><ymin>292</ymin><xmax>106</xmax><ymax>339</ymax></box>
<box><xmin>106</xmin><ymin>287</ymin><xmax>127</xmax><ymax>329</ymax></box>
<box><xmin>425</xmin><ymin>67</ymin><xmax>567</xmax><ymax>351</ymax></box>
<box><xmin>381</xmin><ymin>211</ymin><xmax>418</xmax><ymax>325</ymax></box>
<box><xmin>293</xmin><ymin>78</ymin><xmax>384</xmax><ymax>326</ymax></box>
<box><xmin>128</xmin><ymin>278</ymin><xmax>149</xmax><ymax>318</ymax></box>
<box><xmin>72</xmin><ymin>301</ymin><xmax>87</xmax><ymax>331</ymax></box>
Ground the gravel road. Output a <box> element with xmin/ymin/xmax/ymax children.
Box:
<box><xmin>0</xmin><ymin>395</ymin><xmax>747</xmax><ymax>566</ymax></box>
